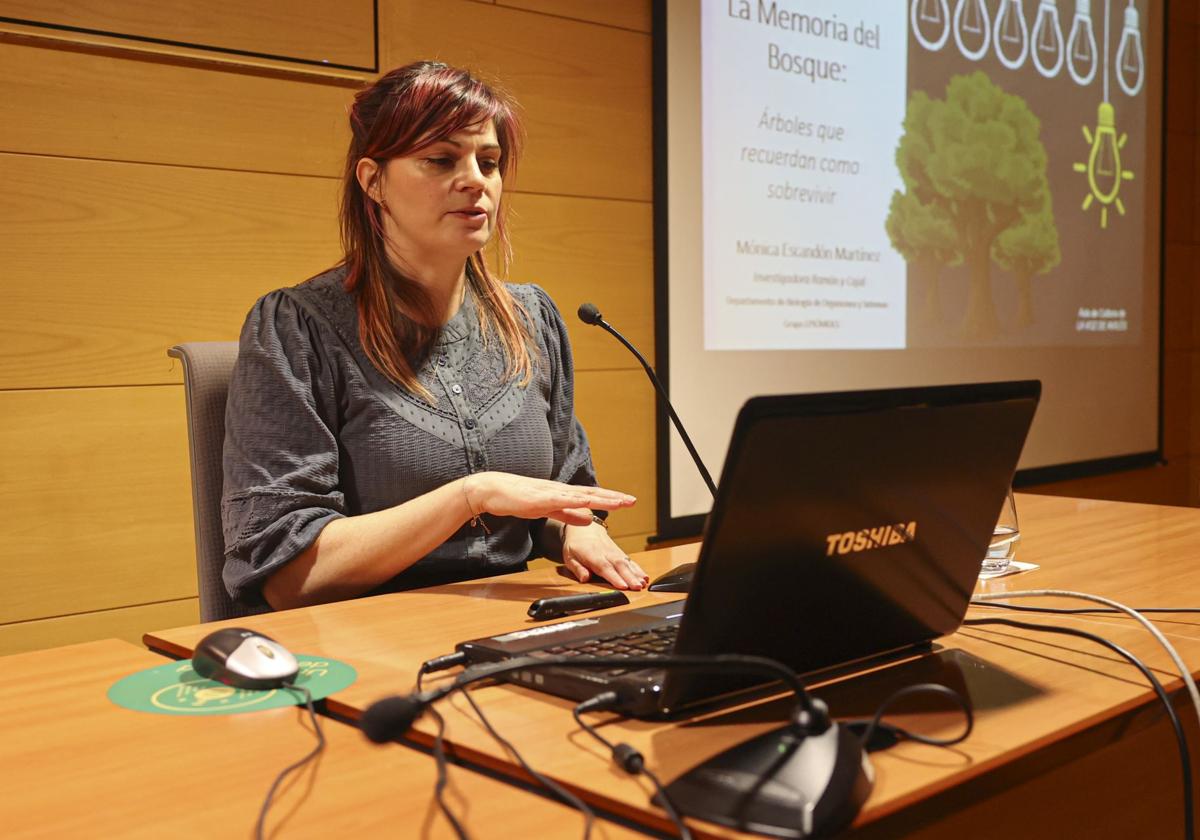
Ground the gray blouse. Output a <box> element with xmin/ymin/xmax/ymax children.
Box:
<box><xmin>221</xmin><ymin>266</ymin><xmax>598</xmax><ymax>607</ymax></box>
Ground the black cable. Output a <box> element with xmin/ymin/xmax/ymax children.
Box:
<box><xmin>428</xmin><ymin>703</ymin><xmax>470</xmax><ymax>840</ymax></box>
<box><xmin>965</xmin><ymin>616</ymin><xmax>1193</xmax><ymax>840</ymax></box>
<box><xmin>460</xmin><ymin>685</ymin><xmax>599</xmax><ymax>838</ymax></box>
<box><xmin>413</xmin><ymin>659</ymin><xmax>472</xmax><ymax>839</ymax></box>
<box><xmin>418</xmin><ymin>653</ymin><xmax>598</xmax><ymax>838</ymax></box>
<box><xmin>572</xmin><ymin>693</ymin><xmax>693</xmax><ymax>840</ymax></box>
<box><xmin>368</xmin><ymin>653</ymin><xmax>827</xmax><ymax>840</ymax></box>
<box><xmin>421</xmin><ymin>651</ymin><xmax>469</xmax><ymax>682</ymax></box>
<box><xmin>642</xmin><ymin>767</ymin><xmax>692</xmax><ymax>840</ymax></box>
<box><xmin>974</xmin><ymin>602</ymin><xmax>1200</xmax><ymax>616</ymax></box>
<box><xmin>254</xmin><ymin>684</ymin><xmax>327</xmax><ymax>840</ymax></box>
<box><xmin>851</xmin><ymin>683</ymin><xmax>973</xmax><ymax>750</ymax></box>
<box><xmin>382</xmin><ymin>653</ymin><xmax>830</xmax><ymax>738</ymax></box>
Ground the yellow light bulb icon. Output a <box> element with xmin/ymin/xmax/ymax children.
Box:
<box><xmin>1073</xmin><ymin>102</ymin><xmax>1134</xmax><ymax>228</ymax></box>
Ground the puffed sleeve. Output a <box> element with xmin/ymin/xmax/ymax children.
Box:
<box><xmin>220</xmin><ymin>291</ymin><xmax>347</xmax><ymax>606</ymax></box>
<box><xmin>529</xmin><ymin>284</ymin><xmax>601</xmax><ymax>494</ymax></box>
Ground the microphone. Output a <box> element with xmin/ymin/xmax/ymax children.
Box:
<box><xmin>577</xmin><ymin>303</ymin><xmax>717</xmax><ymax>497</ymax></box>
<box><xmin>577</xmin><ymin>303</ymin><xmax>714</xmax><ymax>591</ymax></box>
<box><xmin>359</xmin><ymin>652</ymin><xmax>873</xmax><ymax>835</ymax></box>
<box><xmin>360</xmin><ymin>689</ymin><xmax>448</xmax><ymax>743</ymax></box>
<box><xmin>360</xmin><ymin>658</ymin><xmax>528</xmax><ymax>742</ymax></box>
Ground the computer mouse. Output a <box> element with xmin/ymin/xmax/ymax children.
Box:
<box><xmin>663</xmin><ymin>722</ymin><xmax>874</xmax><ymax>837</ymax></box>
<box><xmin>191</xmin><ymin>627</ymin><xmax>299</xmax><ymax>690</ymax></box>
<box><xmin>646</xmin><ymin>562</ymin><xmax>695</xmax><ymax>592</ymax></box>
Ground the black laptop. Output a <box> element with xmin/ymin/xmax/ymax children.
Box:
<box><xmin>457</xmin><ymin>380</ymin><xmax>1041</xmax><ymax>717</ymax></box>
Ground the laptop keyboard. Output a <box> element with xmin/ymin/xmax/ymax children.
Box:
<box><xmin>534</xmin><ymin>623</ymin><xmax>679</xmax><ymax>676</ymax></box>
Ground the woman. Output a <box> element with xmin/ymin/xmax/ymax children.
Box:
<box><xmin>221</xmin><ymin>62</ymin><xmax>646</xmax><ymax>611</ymax></box>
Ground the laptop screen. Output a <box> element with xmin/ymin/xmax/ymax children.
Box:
<box><xmin>660</xmin><ymin>380</ymin><xmax>1040</xmax><ymax>713</ymax></box>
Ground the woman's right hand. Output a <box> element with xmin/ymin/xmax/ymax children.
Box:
<box><xmin>462</xmin><ymin>472</ymin><xmax>635</xmax><ymax>526</ymax></box>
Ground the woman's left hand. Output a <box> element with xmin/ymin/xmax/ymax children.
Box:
<box><xmin>561</xmin><ymin>520</ymin><xmax>649</xmax><ymax>590</ymax></box>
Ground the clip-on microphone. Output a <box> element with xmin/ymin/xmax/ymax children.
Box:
<box><xmin>577</xmin><ymin>303</ymin><xmax>714</xmax><ymax>592</ymax></box>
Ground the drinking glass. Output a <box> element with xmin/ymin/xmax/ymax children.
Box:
<box><xmin>983</xmin><ymin>488</ymin><xmax>1020</xmax><ymax>574</ymax></box>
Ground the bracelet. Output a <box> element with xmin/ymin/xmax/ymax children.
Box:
<box><xmin>462</xmin><ymin>475</ymin><xmax>491</xmax><ymax>534</ymax></box>
<box><xmin>562</xmin><ymin>513</ymin><xmax>607</xmax><ymax>544</ymax></box>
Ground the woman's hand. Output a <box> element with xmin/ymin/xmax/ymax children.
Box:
<box><xmin>561</xmin><ymin>520</ymin><xmax>649</xmax><ymax>590</ymax></box>
<box><xmin>463</xmin><ymin>472</ymin><xmax>635</xmax><ymax>526</ymax></box>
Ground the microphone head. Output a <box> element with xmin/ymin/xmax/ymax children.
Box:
<box><xmin>577</xmin><ymin>302</ymin><xmax>603</xmax><ymax>325</ymax></box>
<box><xmin>360</xmin><ymin>694</ymin><xmax>427</xmax><ymax>743</ymax></box>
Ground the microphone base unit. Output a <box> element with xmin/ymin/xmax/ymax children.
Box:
<box><xmin>663</xmin><ymin>723</ymin><xmax>874</xmax><ymax>839</ymax></box>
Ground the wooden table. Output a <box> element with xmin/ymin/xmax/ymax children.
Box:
<box><xmin>144</xmin><ymin>495</ymin><xmax>1200</xmax><ymax>838</ymax></box>
<box><xmin>0</xmin><ymin>639</ymin><xmax>645</xmax><ymax>838</ymax></box>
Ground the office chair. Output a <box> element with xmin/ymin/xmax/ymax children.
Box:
<box><xmin>169</xmin><ymin>342</ymin><xmax>268</xmax><ymax>621</ymax></box>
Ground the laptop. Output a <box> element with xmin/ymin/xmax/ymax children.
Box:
<box><xmin>457</xmin><ymin>380</ymin><xmax>1041</xmax><ymax>718</ymax></box>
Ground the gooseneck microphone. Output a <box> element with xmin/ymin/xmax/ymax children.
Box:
<box><xmin>577</xmin><ymin>303</ymin><xmax>717</xmax><ymax>498</ymax></box>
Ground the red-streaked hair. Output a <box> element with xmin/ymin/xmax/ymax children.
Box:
<box><xmin>339</xmin><ymin>61</ymin><xmax>532</xmax><ymax>399</ymax></box>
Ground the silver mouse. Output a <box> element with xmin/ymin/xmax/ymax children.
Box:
<box><xmin>191</xmin><ymin>627</ymin><xmax>299</xmax><ymax>690</ymax></box>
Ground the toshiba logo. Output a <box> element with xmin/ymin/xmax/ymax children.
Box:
<box><xmin>825</xmin><ymin>522</ymin><xmax>917</xmax><ymax>556</ymax></box>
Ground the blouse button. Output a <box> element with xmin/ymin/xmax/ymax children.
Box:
<box><xmin>437</xmin><ymin>356</ymin><xmax>448</xmax><ymax>367</ymax></box>
<box><xmin>451</xmin><ymin>384</ymin><xmax>463</xmax><ymax>395</ymax></box>
<box><xmin>464</xmin><ymin>418</ymin><xmax>477</xmax><ymax>429</ymax></box>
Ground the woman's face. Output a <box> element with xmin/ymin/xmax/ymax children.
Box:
<box><xmin>368</xmin><ymin>121</ymin><xmax>503</xmax><ymax>274</ymax></box>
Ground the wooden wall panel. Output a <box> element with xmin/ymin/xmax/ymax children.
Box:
<box><xmin>1162</xmin><ymin>348</ymin><xmax>1189</xmax><ymax>457</ymax></box>
<box><xmin>575</xmin><ymin>370</ymin><xmax>655</xmax><ymax>538</ymax></box>
<box><xmin>495</xmin><ymin>0</ymin><xmax>652</xmax><ymax>32</ymax></box>
<box><xmin>1032</xmin><ymin>456</ymin><xmax>1199</xmax><ymax>509</ymax></box>
<box><xmin>0</xmin><ymin>0</ymin><xmax>376</xmax><ymax>69</ymax></box>
<box><xmin>0</xmin><ymin>153</ymin><xmax>341</xmax><ymax>389</ymax></box>
<box><xmin>0</xmin><ymin>598</ymin><xmax>198</xmax><ymax>657</ymax></box>
<box><xmin>379</xmin><ymin>0</ymin><xmax>651</xmax><ymax>201</ymax></box>
<box><xmin>0</xmin><ymin>386</ymin><xmax>195</xmax><ymax>624</ymax></box>
<box><xmin>507</xmin><ymin>193</ymin><xmax>653</xmax><ymax>371</ymax></box>
<box><xmin>0</xmin><ymin>42</ymin><xmax>352</xmax><ymax>175</ymax></box>
<box><xmin>0</xmin><ymin>1</ymin><xmax>657</xmax><ymax>653</ymax></box>
<box><xmin>613</xmin><ymin>532</ymin><xmax>652</xmax><ymax>554</ymax></box>
<box><xmin>0</xmin><ymin>151</ymin><xmax>650</xmax><ymax>389</ymax></box>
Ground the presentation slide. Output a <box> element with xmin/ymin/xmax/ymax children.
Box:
<box><xmin>704</xmin><ymin>3</ymin><xmax>908</xmax><ymax>351</ymax></box>
<box><xmin>703</xmin><ymin>0</ymin><xmax>1146</xmax><ymax>351</ymax></box>
<box><xmin>660</xmin><ymin>0</ymin><xmax>1162</xmax><ymax>531</ymax></box>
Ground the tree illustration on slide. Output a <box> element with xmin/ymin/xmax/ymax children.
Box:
<box><xmin>886</xmin><ymin>190</ymin><xmax>959</xmax><ymax>325</ymax></box>
<box><xmin>889</xmin><ymin>72</ymin><xmax>1054</xmax><ymax>339</ymax></box>
<box><xmin>993</xmin><ymin>199</ymin><xmax>1061</xmax><ymax>328</ymax></box>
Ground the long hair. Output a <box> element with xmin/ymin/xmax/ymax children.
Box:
<box><xmin>340</xmin><ymin>61</ymin><xmax>533</xmax><ymax>399</ymax></box>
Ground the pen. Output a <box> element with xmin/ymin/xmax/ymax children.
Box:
<box><xmin>527</xmin><ymin>590</ymin><xmax>631</xmax><ymax>621</ymax></box>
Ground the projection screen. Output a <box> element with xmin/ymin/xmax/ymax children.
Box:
<box><xmin>655</xmin><ymin>0</ymin><xmax>1164</xmax><ymax>537</ymax></box>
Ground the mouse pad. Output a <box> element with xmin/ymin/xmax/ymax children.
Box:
<box><xmin>107</xmin><ymin>655</ymin><xmax>357</xmax><ymax>716</ymax></box>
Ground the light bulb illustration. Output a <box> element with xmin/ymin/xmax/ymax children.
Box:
<box><xmin>911</xmin><ymin>0</ymin><xmax>951</xmax><ymax>50</ymax></box>
<box><xmin>1031</xmin><ymin>0</ymin><xmax>1065</xmax><ymax>77</ymax></box>
<box><xmin>994</xmin><ymin>0</ymin><xmax>1030</xmax><ymax>69</ymax></box>
<box><xmin>1115</xmin><ymin>1</ymin><xmax>1144</xmax><ymax>96</ymax></box>
<box><xmin>953</xmin><ymin>0</ymin><xmax>991</xmax><ymax>61</ymax></box>
<box><xmin>1073</xmin><ymin>102</ymin><xmax>1134</xmax><ymax>228</ymax></box>
<box><xmin>1066</xmin><ymin>0</ymin><xmax>1098</xmax><ymax>85</ymax></box>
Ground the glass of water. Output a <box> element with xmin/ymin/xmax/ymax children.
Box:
<box><xmin>983</xmin><ymin>488</ymin><xmax>1020</xmax><ymax>575</ymax></box>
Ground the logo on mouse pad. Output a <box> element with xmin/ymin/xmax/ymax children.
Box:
<box><xmin>108</xmin><ymin>655</ymin><xmax>356</xmax><ymax>716</ymax></box>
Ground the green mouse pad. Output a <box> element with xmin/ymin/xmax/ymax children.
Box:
<box><xmin>108</xmin><ymin>655</ymin><xmax>357</xmax><ymax>715</ymax></box>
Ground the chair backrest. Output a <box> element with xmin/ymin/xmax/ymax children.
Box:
<box><xmin>169</xmin><ymin>342</ymin><xmax>268</xmax><ymax>622</ymax></box>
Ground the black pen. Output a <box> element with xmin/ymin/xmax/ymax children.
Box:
<box><xmin>527</xmin><ymin>590</ymin><xmax>631</xmax><ymax>621</ymax></box>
